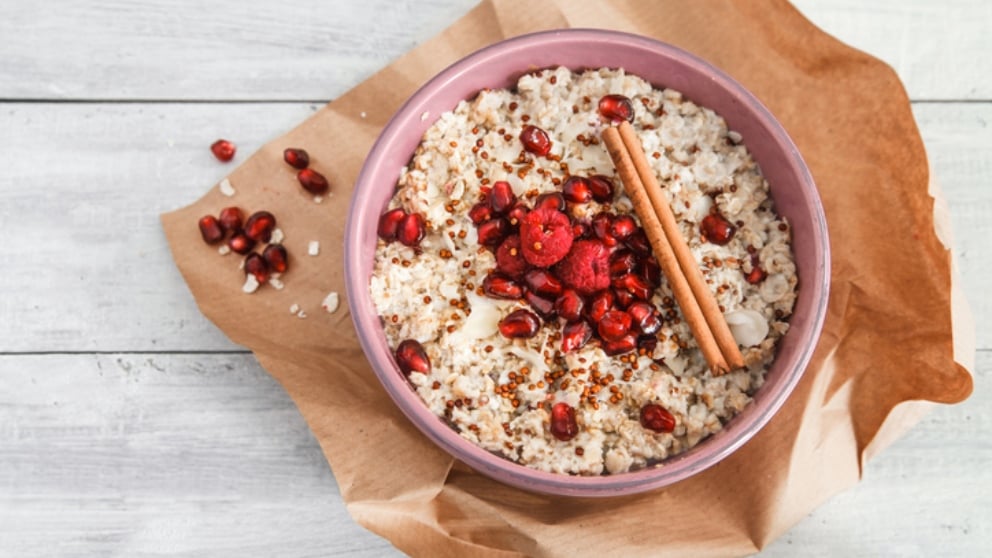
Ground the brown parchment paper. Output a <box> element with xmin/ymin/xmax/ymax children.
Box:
<box><xmin>161</xmin><ymin>0</ymin><xmax>974</xmax><ymax>555</ymax></box>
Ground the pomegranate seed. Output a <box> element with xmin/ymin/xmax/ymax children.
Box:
<box><xmin>613</xmin><ymin>287</ymin><xmax>635</xmax><ymax>309</ymax></box>
<box><xmin>297</xmin><ymin>168</ymin><xmax>329</xmax><ymax>195</ymax></box>
<box><xmin>640</xmin><ymin>403</ymin><xmax>676</xmax><ymax>433</ymax></box>
<box><xmin>227</xmin><ymin>232</ymin><xmax>256</xmax><ymax>254</ymax></box>
<box><xmin>561</xmin><ymin>320</ymin><xmax>593</xmax><ymax>353</ymax></box>
<box><xmin>477</xmin><ymin>218</ymin><xmax>509</xmax><ymax>246</ymax></box>
<box><xmin>572</xmin><ymin>221</ymin><xmax>590</xmax><ymax>239</ymax></box>
<box><xmin>244</xmin><ymin>211</ymin><xmax>276</xmax><ymax>243</ymax></box>
<box><xmin>598</xmin><ymin>94</ymin><xmax>635</xmax><ymax>123</ymax></box>
<box><xmin>638</xmin><ymin>335</ymin><xmax>658</xmax><ymax>354</ymax></box>
<box><xmin>554</xmin><ymin>289</ymin><xmax>584</xmax><ymax>322</ymax></box>
<box><xmin>218</xmin><ymin>206</ymin><xmax>243</xmax><ymax>234</ymax></box>
<box><xmin>610</xmin><ymin>215</ymin><xmax>637</xmax><ymax>240</ymax></box>
<box><xmin>614</xmin><ymin>273</ymin><xmax>653</xmax><ymax>300</ymax></box>
<box><xmin>198</xmin><ymin>215</ymin><xmax>224</xmax><ymax>244</ymax></box>
<box><xmin>395</xmin><ymin>339</ymin><xmax>431</xmax><ymax>375</ymax></box>
<box><xmin>587</xmin><ymin>290</ymin><xmax>615</xmax><ymax>323</ymax></box>
<box><xmin>397</xmin><ymin>213</ymin><xmax>426</xmax><ymax>247</ymax></box>
<box><xmin>746</xmin><ymin>266</ymin><xmax>766</xmax><ymax>284</ymax></box>
<box><xmin>498</xmin><ymin>309</ymin><xmax>541</xmax><ymax>339</ymax></box>
<box><xmin>244</xmin><ymin>253</ymin><xmax>269</xmax><ymax>284</ymax></box>
<box><xmin>627</xmin><ymin>301</ymin><xmax>662</xmax><ymax>335</ymax></box>
<box><xmin>469</xmin><ymin>202</ymin><xmax>493</xmax><ymax>225</ymax></box>
<box><xmin>283</xmin><ymin>147</ymin><xmax>310</xmax><ymax>169</ymax></box>
<box><xmin>520</xmin><ymin>125</ymin><xmax>551</xmax><ymax>156</ymax></box>
<box><xmin>377</xmin><ymin>208</ymin><xmax>407</xmax><ymax>242</ymax></box>
<box><xmin>562</xmin><ymin>176</ymin><xmax>593</xmax><ymax>203</ymax></box>
<box><xmin>602</xmin><ymin>333</ymin><xmax>638</xmax><ymax>356</ymax></box>
<box><xmin>598</xmin><ymin>310</ymin><xmax>632</xmax><ymax>341</ymax></box>
<box><xmin>210</xmin><ymin>139</ymin><xmax>236</xmax><ymax>162</ymax></box>
<box><xmin>262</xmin><ymin>244</ymin><xmax>289</xmax><ymax>273</ymax></box>
<box><xmin>624</xmin><ymin>229</ymin><xmax>652</xmax><ymax>256</ymax></box>
<box><xmin>482</xmin><ymin>273</ymin><xmax>523</xmax><ymax>300</ymax></box>
<box><xmin>524</xmin><ymin>291</ymin><xmax>557</xmax><ymax>319</ymax></box>
<box><xmin>591</xmin><ymin>213</ymin><xmax>617</xmax><ymax>247</ymax></box>
<box><xmin>524</xmin><ymin>269</ymin><xmax>563</xmax><ymax>298</ymax></box>
<box><xmin>506</xmin><ymin>202</ymin><xmax>530</xmax><ymax>228</ymax></box>
<box><xmin>588</xmin><ymin>175</ymin><xmax>615</xmax><ymax>203</ymax></box>
<box><xmin>535</xmin><ymin>192</ymin><xmax>566</xmax><ymax>212</ymax></box>
<box><xmin>549</xmin><ymin>402</ymin><xmax>578</xmax><ymax>441</ymax></box>
<box><xmin>638</xmin><ymin>256</ymin><xmax>662</xmax><ymax>288</ymax></box>
<box><xmin>489</xmin><ymin>180</ymin><xmax>516</xmax><ymax>214</ymax></box>
<box><xmin>609</xmin><ymin>249</ymin><xmax>638</xmax><ymax>279</ymax></box>
<box><xmin>700</xmin><ymin>213</ymin><xmax>736</xmax><ymax>245</ymax></box>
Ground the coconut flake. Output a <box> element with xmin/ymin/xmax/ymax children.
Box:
<box><xmin>321</xmin><ymin>292</ymin><xmax>340</xmax><ymax>313</ymax></box>
<box><xmin>360</xmin><ymin>111</ymin><xmax>367</xmax><ymax>119</ymax></box>
<box><xmin>219</xmin><ymin>178</ymin><xmax>235</xmax><ymax>197</ymax></box>
<box><xmin>308</xmin><ymin>241</ymin><xmax>320</xmax><ymax>256</ymax></box>
<box><xmin>269</xmin><ymin>277</ymin><xmax>284</xmax><ymax>290</ymax></box>
<box><xmin>724</xmin><ymin>309</ymin><xmax>769</xmax><ymax>347</ymax></box>
<box><xmin>242</xmin><ymin>274</ymin><xmax>259</xmax><ymax>294</ymax></box>
<box><xmin>313</xmin><ymin>195</ymin><xmax>323</xmax><ymax>204</ymax></box>
<box><xmin>270</xmin><ymin>228</ymin><xmax>284</xmax><ymax>244</ymax></box>
<box><xmin>218</xmin><ymin>245</ymin><xmax>231</xmax><ymax>256</ymax></box>
<box><xmin>289</xmin><ymin>303</ymin><xmax>300</xmax><ymax>314</ymax></box>
<box><xmin>297</xmin><ymin>310</ymin><xmax>308</xmax><ymax>319</ymax></box>
<box><xmin>420</xmin><ymin>111</ymin><xmax>430</xmax><ymax>122</ymax></box>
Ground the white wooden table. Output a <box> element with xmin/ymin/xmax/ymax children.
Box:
<box><xmin>1</xmin><ymin>1</ymin><xmax>988</xmax><ymax>555</ymax></box>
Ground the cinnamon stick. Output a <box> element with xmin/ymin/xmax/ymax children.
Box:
<box><xmin>602</xmin><ymin>126</ymin><xmax>730</xmax><ymax>375</ymax></box>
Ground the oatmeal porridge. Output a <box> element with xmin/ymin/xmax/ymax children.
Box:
<box><xmin>369</xmin><ymin>67</ymin><xmax>797</xmax><ymax>475</ymax></box>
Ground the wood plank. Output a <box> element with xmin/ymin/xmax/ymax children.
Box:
<box><xmin>0</xmin><ymin>0</ymin><xmax>988</xmax><ymax>101</ymax></box>
<box><xmin>1</xmin><ymin>102</ymin><xmax>988</xmax><ymax>352</ymax></box>
<box><xmin>0</xmin><ymin>351</ymin><xmax>986</xmax><ymax>556</ymax></box>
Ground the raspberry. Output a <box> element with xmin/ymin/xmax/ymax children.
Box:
<box><xmin>495</xmin><ymin>235</ymin><xmax>529</xmax><ymax>279</ymax></box>
<box><xmin>556</xmin><ymin>240</ymin><xmax>611</xmax><ymax>295</ymax></box>
<box><xmin>520</xmin><ymin>208</ymin><xmax>573</xmax><ymax>267</ymax></box>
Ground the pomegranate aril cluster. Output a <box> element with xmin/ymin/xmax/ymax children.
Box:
<box><xmin>197</xmin><ymin>206</ymin><xmax>289</xmax><ymax>293</ymax></box>
<box><xmin>280</xmin><ymin>146</ymin><xmax>330</xmax><ymax>197</ymax></box>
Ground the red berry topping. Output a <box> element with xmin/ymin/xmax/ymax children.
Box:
<box><xmin>244</xmin><ymin>253</ymin><xmax>269</xmax><ymax>284</ymax></box>
<box><xmin>244</xmin><ymin>211</ymin><xmax>276</xmax><ymax>243</ymax></box>
<box><xmin>602</xmin><ymin>334</ymin><xmax>638</xmax><ymax>356</ymax></box>
<box><xmin>534</xmin><ymin>192</ymin><xmax>566</xmax><ymax>212</ymax></box>
<box><xmin>554</xmin><ymin>289</ymin><xmax>584</xmax><ymax>322</ymax></box>
<box><xmin>495</xmin><ymin>235</ymin><xmax>529</xmax><ymax>278</ymax></box>
<box><xmin>377</xmin><ymin>208</ymin><xmax>407</xmax><ymax>242</ymax></box>
<box><xmin>297</xmin><ymin>168</ymin><xmax>330</xmax><ymax>195</ymax></box>
<box><xmin>640</xmin><ymin>404</ymin><xmax>676</xmax><ymax>433</ymax></box>
<box><xmin>627</xmin><ymin>301</ymin><xmax>662</xmax><ymax>335</ymax></box>
<box><xmin>520</xmin><ymin>125</ymin><xmax>551</xmax><ymax>156</ymax></box>
<box><xmin>227</xmin><ymin>232</ymin><xmax>256</xmax><ymax>254</ymax></box>
<box><xmin>283</xmin><ymin>147</ymin><xmax>310</xmax><ymax>169</ymax></box>
<box><xmin>587</xmin><ymin>290</ymin><xmax>615</xmax><ymax>323</ymax></box>
<box><xmin>498</xmin><ymin>309</ymin><xmax>541</xmax><ymax>339</ymax></box>
<box><xmin>262</xmin><ymin>244</ymin><xmax>289</xmax><ymax>273</ymax></box>
<box><xmin>395</xmin><ymin>339</ymin><xmax>431</xmax><ymax>375</ymax></box>
<box><xmin>489</xmin><ymin>180</ymin><xmax>516</xmax><ymax>214</ymax></box>
<box><xmin>572</xmin><ymin>220</ymin><xmax>590</xmax><ymax>239</ymax></box>
<box><xmin>469</xmin><ymin>202</ymin><xmax>493</xmax><ymax>225</ymax></box>
<box><xmin>506</xmin><ymin>202</ymin><xmax>530</xmax><ymax>228</ymax></box>
<box><xmin>210</xmin><ymin>139</ymin><xmax>236</xmax><ymax>162</ymax></box>
<box><xmin>591</xmin><ymin>213</ymin><xmax>618</xmax><ymax>247</ymax></box>
<box><xmin>523</xmin><ymin>268</ymin><xmax>563</xmax><ymax>298</ymax></box>
<box><xmin>609</xmin><ymin>249</ymin><xmax>637</xmax><ymax>279</ymax></box>
<box><xmin>598</xmin><ymin>310</ymin><xmax>632</xmax><ymax>342</ymax></box>
<box><xmin>397</xmin><ymin>213</ymin><xmax>426</xmax><ymax>247</ymax></box>
<box><xmin>198</xmin><ymin>215</ymin><xmax>224</xmax><ymax>244</ymax></box>
<box><xmin>588</xmin><ymin>175</ymin><xmax>615</xmax><ymax>203</ymax></box>
<box><xmin>550</xmin><ymin>402</ymin><xmax>578</xmax><ymax>441</ymax></box>
<box><xmin>639</xmin><ymin>256</ymin><xmax>662</xmax><ymax>288</ymax></box>
<box><xmin>624</xmin><ymin>228</ymin><xmax>652</xmax><ymax>256</ymax></box>
<box><xmin>561</xmin><ymin>320</ymin><xmax>593</xmax><ymax>353</ymax></box>
<box><xmin>598</xmin><ymin>94</ymin><xmax>635</xmax><ymax>123</ymax></box>
<box><xmin>610</xmin><ymin>215</ymin><xmax>637</xmax><ymax>240</ymax></box>
<box><xmin>482</xmin><ymin>273</ymin><xmax>523</xmax><ymax>300</ymax></box>
<box><xmin>700</xmin><ymin>213</ymin><xmax>736</xmax><ymax>245</ymax></box>
<box><xmin>745</xmin><ymin>266</ymin><xmax>767</xmax><ymax>284</ymax></box>
<box><xmin>562</xmin><ymin>176</ymin><xmax>593</xmax><ymax>204</ymax></box>
<box><xmin>613</xmin><ymin>273</ymin><xmax>653</xmax><ymax>301</ymax></box>
<box><xmin>477</xmin><ymin>217</ymin><xmax>509</xmax><ymax>247</ymax></box>
<box><xmin>613</xmin><ymin>287</ymin><xmax>635</xmax><ymax>310</ymax></box>
<box><xmin>218</xmin><ymin>206</ymin><xmax>243</xmax><ymax>234</ymax></box>
<box><xmin>524</xmin><ymin>291</ymin><xmax>557</xmax><ymax>319</ymax></box>
<box><xmin>520</xmin><ymin>208</ymin><xmax>573</xmax><ymax>267</ymax></box>
<box><xmin>556</xmin><ymin>240</ymin><xmax>611</xmax><ymax>295</ymax></box>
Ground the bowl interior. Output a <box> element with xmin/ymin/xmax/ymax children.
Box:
<box><xmin>345</xmin><ymin>29</ymin><xmax>829</xmax><ymax>497</ymax></box>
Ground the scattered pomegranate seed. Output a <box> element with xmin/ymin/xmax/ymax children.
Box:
<box><xmin>524</xmin><ymin>291</ymin><xmax>557</xmax><ymax>319</ymax></box>
<box><xmin>591</xmin><ymin>213</ymin><xmax>618</xmax><ymax>247</ymax></box>
<box><xmin>700</xmin><ymin>213</ymin><xmax>736</xmax><ymax>245</ymax></box>
<box><xmin>638</xmin><ymin>335</ymin><xmax>659</xmax><ymax>355</ymax></box>
<box><xmin>377</xmin><ymin>208</ymin><xmax>407</xmax><ymax>242</ymax></box>
<box><xmin>244</xmin><ymin>253</ymin><xmax>269</xmax><ymax>284</ymax></box>
<box><xmin>244</xmin><ymin>211</ymin><xmax>276</xmax><ymax>243</ymax></box>
<box><xmin>554</xmin><ymin>289</ymin><xmax>584</xmax><ymax>322</ymax></box>
<box><xmin>561</xmin><ymin>320</ymin><xmax>593</xmax><ymax>353</ymax></box>
<box><xmin>534</xmin><ymin>192</ymin><xmax>566</xmax><ymax>212</ymax></box>
<box><xmin>210</xmin><ymin>139</ymin><xmax>236</xmax><ymax>162</ymax></box>
<box><xmin>562</xmin><ymin>176</ymin><xmax>593</xmax><ymax>204</ymax></box>
<box><xmin>283</xmin><ymin>147</ymin><xmax>310</xmax><ymax>169</ymax></box>
<box><xmin>572</xmin><ymin>220</ymin><xmax>590</xmax><ymax>239</ymax></box>
<box><xmin>627</xmin><ymin>301</ymin><xmax>662</xmax><ymax>335</ymax></box>
<box><xmin>227</xmin><ymin>232</ymin><xmax>256</xmax><ymax>254</ymax></box>
<box><xmin>549</xmin><ymin>402</ymin><xmax>579</xmax><ymax>441</ymax></box>
<box><xmin>477</xmin><ymin>218</ymin><xmax>509</xmax><ymax>246</ymax></box>
<box><xmin>468</xmin><ymin>202</ymin><xmax>493</xmax><ymax>225</ymax></box>
<box><xmin>602</xmin><ymin>334</ymin><xmax>638</xmax><ymax>356</ymax></box>
<box><xmin>640</xmin><ymin>403</ymin><xmax>676</xmax><ymax>433</ymax></box>
<box><xmin>395</xmin><ymin>339</ymin><xmax>431</xmax><ymax>375</ymax></box>
<box><xmin>638</xmin><ymin>256</ymin><xmax>662</xmax><ymax>288</ymax></box>
<box><xmin>297</xmin><ymin>168</ymin><xmax>330</xmax><ymax>195</ymax></box>
<box><xmin>624</xmin><ymin>229</ymin><xmax>652</xmax><ymax>256</ymax></box>
<box><xmin>613</xmin><ymin>287</ymin><xmax>635</xmax><ymax>309</ymax></box>
<box><xmin>523</xmin><ymin>269</ymin><xmax>563</xmax><ymax>298</ymax></box>
<box><xmin>588</xmin><ymin>175</ymin><xmax>615</xmax><ymax>203</ymax></box>
<box><xmin>520</xmin><ymin>125</ymin><xmax>552</xmax><ymax>156</ymax></box>
<box><xmin>598</xmin><ymin>310</ymin><xmax>632</xmax><ymax>342</ymax></box>
<box><xmin>506</xmin><ymin>202</ymin><xmax>530</xmax><ymax>228</ymax></box>
<box><xmin>397</xmin><ymin>213</ymin><xmax>426</xmax><ymax>247</ymax></box>
<box><xmin>483</xmin><ymin>273</ymin><xmax>524</xmax><ymax>300</ymax></box>
<box><xmin>746</xmin><ymin>266</ymin><xmax>767</xmax><ymax>284</ymax></box>
<box><xmin>614</xmin><ymin>273</ymin><xmax>653</xmax><ymax>300</ymax></box>
<box><xmin>587</xmin><ymin>290</ymin><xmax>615</xmax><ymax>323</ymax></box>
<box><xmin>218</xmin><ymin>206</ymin><xmax>243</xmax><ymax>234</ymax></box>
<box><xmin>610</xmin><ymin>215</ymin><xmax>637</xmax><ymax>240</ymax></box>
<box><xmin>609</xmin><ymin>250</ymin><xmax>638</xmax><ymax>279</ymax></box>
<box><xmin>598</xmin><ymin>94</ymin><xmax>635</xmax><ymax>123</ymax></box>
<box><xmin>489</xmin><ymin>180</ymin><xmax>516</xmax><ymax>214</ymax></box>
<box><xmin>498</xmin><ymin>309</ymin><xmax>541</xmax><ymax>339</ymax></box>
<box><xmin>198</xmin><ymin>215</ymin><xmax>224</xmax><ymax>244</ymax></box>
<box><xmin>262</xmin><ymin>244</ymin><xmax>289</xmax><ymax>273</ymax></box>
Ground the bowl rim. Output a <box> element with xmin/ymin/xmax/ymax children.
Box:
<box><xmin>345</xmin><ymin>28</ymin><xmax>830</xmax><ymax>497</ymax></box>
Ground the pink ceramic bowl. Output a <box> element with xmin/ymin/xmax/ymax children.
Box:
<box><xmin>345</xmin><ymin>29</ymin><xmax>829</xmax><ymax>497</ymax></box>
